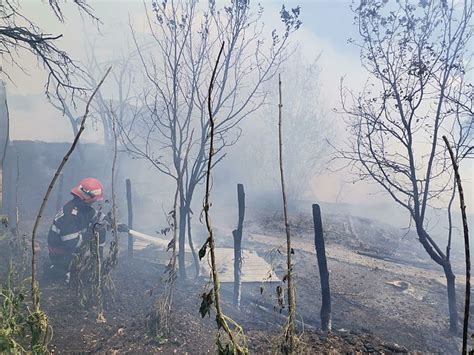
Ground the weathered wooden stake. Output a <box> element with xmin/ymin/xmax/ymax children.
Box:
<box><xmin>312</xmin><ymin>203</ymin><xmax>332</xmax><ymax>331</ymax></box>
<box><xmin>126</xmin><ymin>178</ymin><xmax>134</xmax><ymax>259</ymax></box>
<box><xmin>232</xmin><ymin>183</ymin><xmax>245</xmax><ymax>308</ymax></box>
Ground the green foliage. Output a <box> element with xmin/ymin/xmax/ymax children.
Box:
<box><xmin>153</xmin><ymin>333</ymin><xmax>168</xmax><ymax>345</ymax></box>
<box><xmin>27</xmin><ymin>308</ymin><xmax>50</xmax><ymax>354</ymax></box>
<box><xmin>147</xmin><ymin>206</ymin><xmax>178</xmax><ymax>338</ymax></box>
<box><xmin>0</xmin><ymin>219</ymin><xmax>7</xmax><ymax>243</ymax></box>
<box><xmin>199</xmin><ymin>290</ymin><xmax>214</xmax><ymax>318</ymax></box>
<box><xmin>0</xmin><ymin>264</ymin><xmax>51</xmax><ymax>354</ymax></box>
<box><xmin>70</xmin><ymin>236</ymin><xmax>101</xmax><ymax>308</ymax></box>
<box><xmin>217</xmin><ymin>334</ymin><xmax>236</xmax><ymax>355</ymax></box>
<box><xmin>0</xmin><ymin>216</ymin><xmax>8</xmax><ymax>229</ymax></box>
<box><xmin>198</xmin><ymin>239</ymin><xmax>210</xmax><ymax>260</ymax></box>
<box><xmin>0</xmin><ymin>265</ymin><xmax>26</xmax><ymax>353</ymax></box>
<box><xmin>70</xmin><ymin>226</ymin><xmax>119</xmax><ymax>312</ymax></box>
<box><xmin>279</xmin><ymin>5</ymin><xmax>302</xmax><ymax>33</ymax></box>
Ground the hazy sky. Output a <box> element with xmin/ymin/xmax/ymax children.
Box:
<box><xmin>5</xmin><ymin>0</ymin><xmax>364</xmax><ymax>141</ymax></box>
<box><xmin>2</xmin><ymin>0</ymin><xmax>473</xmax><ymax>208</ymax></box>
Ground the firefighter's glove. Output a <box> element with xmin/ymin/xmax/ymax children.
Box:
<box><xmin>117</xmin><ymin>223</ymin><xmax>130</xmax><ymax>233</ymax></box>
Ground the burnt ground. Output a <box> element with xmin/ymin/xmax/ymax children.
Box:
<box><xmin>36</xmin><ymin>257</ymin><xmax>408</xmax><ymax>354</ymax></box>
<box><xmin>239</xmin><ymin>211</ymin><xmax>471</xmax><ymax>354</ymax></box>
<box><xmin>0</xmin><ymin>210</ymin><xmax>470</xmax><ymax>353</ymax></box>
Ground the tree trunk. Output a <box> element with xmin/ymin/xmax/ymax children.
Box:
<box><xmin>186</xmin><ymin>206</ymin><xmax>200</xmax><ymax>279</ymax></box>
<box><xmin>312</xmin><ymin>204</ymin><xmax>332</xmax><ymax>331</ymax></box>
<box><xmin>126</xmin><ymin>179</ymin><xmax>134</xmax><ymax>259</ymax></box>
<box><xmin>443</xmin><ymin>262</ymin><xmax>458</xmax><ymax>334</ymax></box>
<box><xmin>416</xmin><ymin>222</ymin><xmax>458</xmax><ymax>334</ymax></box>
<box><xmin>443</xmin><ymin>135</ymin><xmax>470</xmax><ymax>352</ymax></box>
<box><xmin>178</xmin><ymin>203</ymin><xmax>187</xmax><ymax>279</ymax></box>
<box><xmin>232</xmin><ymin>183</ymin><xmax>245</xmax><ymax>309</ymax></box>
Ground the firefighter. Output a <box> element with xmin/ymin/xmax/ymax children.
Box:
<box><xmin>47</xmin><ymin>177</ymin><xmax>107</xmax><ymax>282</ymax></box>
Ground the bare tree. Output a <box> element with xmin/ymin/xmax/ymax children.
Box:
<box><xmin>50</xmin><ymin>40</ymin><xmax>141</xmax><ymax>151</ymax></box>
<box><xmin>247</xmin><ymin>50</ymin><xmax>333</xmax><ymax>201</ymax></box>
<box><xmin>339</xmin><ymin>0</ymin><xmax>473</xmax><ymax>333</ymax></box>
<box><xmin>120</xmin><ymin>0</ymin><xmax>301</xmax><ymax>279</ymax></box>
<box><xmin>0</xmin><ymin>0</ymin><xmax>97</xmax><ymax>101</ymax></box>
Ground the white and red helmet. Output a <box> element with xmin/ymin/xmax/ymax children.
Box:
<box><xmin>71</xmin><ymin>178</ymin><xmax>104</xmax><ymax>203</ymax></box>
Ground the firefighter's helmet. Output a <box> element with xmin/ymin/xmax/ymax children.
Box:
<box><xmin>71</xmin><ymin>178</ymin><xmax>104</xmax><ymax>203</ymax></box>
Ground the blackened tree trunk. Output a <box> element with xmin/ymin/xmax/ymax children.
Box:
<box><xmin>126</xmin><ymin>179</ymin><xmax>134</xmax><ymax>259</ymax></box>
<box><xmin>312</xmin><ymin>204</ymin><xmax>331</xmax><ymax>331</ymax></box>
<box><xmin>232</xmin><ymin>183</ymin><xmax>245</xmax><ymax>308</ymax></box>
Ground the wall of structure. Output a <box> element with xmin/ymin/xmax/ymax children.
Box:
<box><xmin>0</xmin><ymin>81</ymin><xmax>9</xmax><ymax>215</ymax></box>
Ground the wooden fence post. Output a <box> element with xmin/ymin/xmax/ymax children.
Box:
<box><xmin>232</xmin><ymin>183</ymin><xmax>245</xmax><ymax>308</ymax></box>
<box><xmin>126</xmin><ymin>179</ymin><xmax>134</xmax><ymax>259</ymax></box>
<box><xmin>312</xmin><ymin>203</ymin><xmax>332</xmax><ymax>331</ymax></box>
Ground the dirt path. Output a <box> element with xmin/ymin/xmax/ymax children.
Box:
<box><xmin>248</xmin><ymin>232</ymin><xmax>465</xmax><ymax>286</ymax></box>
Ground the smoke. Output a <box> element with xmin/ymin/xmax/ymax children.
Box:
<box><xmin>4</xmin><ymin>0</ymin><xmax>471</xmax><ymax>235</ymax></box>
